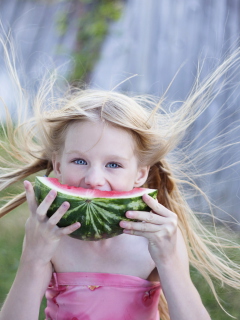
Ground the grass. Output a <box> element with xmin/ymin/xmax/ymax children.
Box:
<box><xmin>191</xmin><ymin>267</ymin><xmax>240</xmax><ymax>319</ymax></box>
<box><xmin>0</xmin><ymin>203</ymin><xmax>47</xmax><ymax>318</ymax></box>
<box><xmin>0</xmin><ymin>203</ymin><xmax>240</xmax><ymax>319</ymax></box>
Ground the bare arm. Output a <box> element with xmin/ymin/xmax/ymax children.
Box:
<box><xmin>156</xmin><ymin>228</ymin><xmax>211</xmax><ymax>320</ymax></box>
<box><xmin>0</xmin><ymin>181</ymin><xmax>80</xmax><ymax>320</ymax></box>
<box><xmin>0</xmin><ymin>256</ymin><xmax>52</xmax><ymax>320</ymax></box>
<box><xmin>121</xmin><ymin>194</ymin><xmax>211</xmax><ymax>320</ymax></box>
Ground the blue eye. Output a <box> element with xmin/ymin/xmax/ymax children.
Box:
<box><xmin>106</xmin><ymin>162</ymin><xmax>121</xmax><ymax>168</ymax></box>
<box><xmin>74</xmin><ymin>159</ymin><xmax>87</xmax><ymax>165</ymax></box>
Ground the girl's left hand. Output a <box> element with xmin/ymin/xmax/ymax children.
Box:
<box><xmin>120</xmin><ymin>193</ymin><xmax>178</xmax><ymax>264</ymax></box>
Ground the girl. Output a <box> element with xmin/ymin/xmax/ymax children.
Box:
<box><xmin>0</xmin><ymin>44</ymin><xmax>240</xmax><ymax>320</ymax></box>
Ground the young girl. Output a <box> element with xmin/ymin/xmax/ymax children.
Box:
<box><xmin>0</xmin><ymin>44</ymin><xmax>240</xmax><ymax>320</ymax></box>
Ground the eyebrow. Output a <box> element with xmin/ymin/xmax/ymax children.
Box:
<box><xmin>65</xmin><ymin>150</ymin><xmax>83</xmax><ymax>155</ymax></box>
<box><xmin>65</xmin><ymin>150</ymin><xmax>130</xmax><ymax>161</ymax></box>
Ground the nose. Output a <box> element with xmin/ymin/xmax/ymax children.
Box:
<box><xmin>84</xmin><ymin>167</ymin><xmax>105</xmax><ymax>190</ymax></box>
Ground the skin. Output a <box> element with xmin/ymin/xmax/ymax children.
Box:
<box><xmin>0</xmin><ymin>120</ymin><xmax>211</xmax><ymax>320</ymax></box>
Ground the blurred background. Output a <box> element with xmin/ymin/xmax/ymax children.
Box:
<box><xmin>0</xmin><ymin>0</ymin><xmax>240</xmax><ymax>319</ymax></box>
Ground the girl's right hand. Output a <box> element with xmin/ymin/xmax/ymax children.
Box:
<box><xmin>22</xmin><ymin>180</ymin><xmax>80</xmax><ymax>267</ymax></box>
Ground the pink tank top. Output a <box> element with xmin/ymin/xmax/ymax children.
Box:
<box><xmin>45</xmin><ymin>272</ymin><xmax>161</xmax><ymax>320</ymax></box>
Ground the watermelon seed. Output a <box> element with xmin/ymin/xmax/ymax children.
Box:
<box><xmin>85</xmin><ymin>199</ymin><xmax>91</xmax><ymax>203</ymax></box>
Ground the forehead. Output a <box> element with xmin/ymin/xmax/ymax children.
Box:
<box><xmin>64</xmin><ymin>121</ymin><xmax>136</xmax><ymax>155</ymax></box>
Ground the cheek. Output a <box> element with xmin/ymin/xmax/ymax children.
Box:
<box><xmin>64</xmin><ymin>169</ymin><xmax>80</xmax><ymax>181</ymax></box>
<box><xmin>111</xmin><ymin>173</ymin><xmax>137</xmax><ymax>192</ymax></box>
<box><xmin>59</xmin><ymin>166</ymin><xmax>79</xmax><ymax>185</ymax></box>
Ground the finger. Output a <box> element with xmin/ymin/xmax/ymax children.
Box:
<box><xmin>58</xmin><ymin>222</ymin><xmax>81</xmax><ymax>236</ymax></box>
<box><xmin>122</xmin><ymin>228</ymin><xmax>166</xmax><ymax>238</ymax></box>
<box><xmin>36</xmin><ymin>189</ymin><xmax>57</xmax><ymax>221</ymax></box>
<box><xmin>48</xmin><ymin>201</ymin><xmax>70</xmax><ymax>226</ymax></box>
<box><xmin>24</xmin><ymin>180</ymin><xmax>38</xmax><ymax>214</ymax></box>
<box><xmin>142</xmin><ymin>194</ymin><xmax>171</xmax><ymax>217</ymax></box>
<box><xmin>126</xmin><ymin>210</ymin><xmax>165</xmax><ymax>224</ymax></box>
<box><xmin>48</xmin><ymin>202</ymin><xmax>81</xmax><ymax>236</ymax></box>
<box><xmin>120</xmin><ymin>220</ymin><xmax>160</xmax><ymax>233</ymax></box>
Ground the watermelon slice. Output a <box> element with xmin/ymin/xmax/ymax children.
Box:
<box><xmin>34</xmin><ymin>176</ymin><xmax>157</xmax><ymax>241</ymax></box>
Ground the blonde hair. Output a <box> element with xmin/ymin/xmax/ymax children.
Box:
<box><xmin>1</xmin><ymin>39</ymin><xmax>240</xmax><ymax>320</ymax></box>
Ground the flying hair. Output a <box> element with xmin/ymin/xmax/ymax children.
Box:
<box><xmin>0</xmin><ymin>35</ymin><xmax>240</xmax><ymax>320</ymax></box>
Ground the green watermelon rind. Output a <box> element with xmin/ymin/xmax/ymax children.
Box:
<box><xmin>34</xmin><ymin>177</ymin><xmax>157</xmax><ymax>241</ymax></box>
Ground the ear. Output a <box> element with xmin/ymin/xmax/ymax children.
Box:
<box><xmin>52</xmin><ymin>152</ymin><xmax>62</xmax><ymax>182</ymax></box>
<box><xmin>134</xmin><ymin>166</ymin><xmax>150</xmax><ymax>187</ymax></box>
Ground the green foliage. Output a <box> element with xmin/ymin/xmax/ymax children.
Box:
<box><xmin>190</xmin><ymin>266</ymin><xmax>240</xmax><ymax>319</ymax></box>
<box><xmin>56</xmin><ymin>11</ymin><xmax>68</xmax><ymax>36</ymax></box>
<box><xmin>0</xmin><ymin>204</ymin><xmax>47</xmax><ymax>318</ymax></box>
<box><xmin>56</xmin><ymin>0</ymin><xmax>123</xmax><ymax>82</ymax></box>
<box><xmin>0</xmin><ymin>130</ymin><xmax>46</xmax><ymax>316</ymax></box>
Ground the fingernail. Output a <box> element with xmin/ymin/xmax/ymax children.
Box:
<box><xmin>120</xmin><ymin>221</ymin><xmax>128</xmax><ymax>228</ymax></box>
<box><xmin>63</xmin><ymin>202</ymin><xmax>70</xmax><ymax>208</ymax></box>
<box><xmin>50</xmin><ymin>190</ymin><xmax>56</xmax><ymax>196</ymax></box>
<box><xmin>143</xmin><ymin>193</ymin><xmax>150</xmax><ymax>199</ymax></box>
<box><xmin>23</xmin><ymin>181</ymin><xmax>28</xmax><ymax>189</ymax></box>
<box><xmin>126</xmin><ymin>211</ymin><xmax>133</xmax><ymax>218</ymax></box>
<box><xmin>72</xmin><ymin>222</ymin><xmax>81</xmax><ymax>230</ymax></box>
